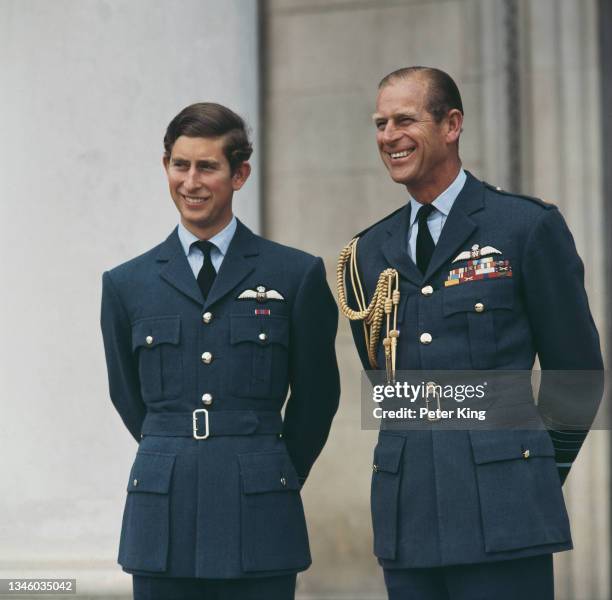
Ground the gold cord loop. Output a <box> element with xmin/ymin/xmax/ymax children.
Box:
<box><xmin>337</xmin><ymin>238</ymin><xmax>401</xmax><ymax>382</ymax></box>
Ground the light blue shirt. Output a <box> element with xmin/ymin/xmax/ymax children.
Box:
<box><xmin>177</xmin><ymin>216</ymin><xmax>237</xmax><ymax>277</ymax></box>
<box><xmin>407</xmin><ymin>168</ymin><xmax>467</xmax><ymax>262</ymax></box>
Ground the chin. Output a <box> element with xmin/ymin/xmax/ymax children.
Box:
<box><xmin>389</xmin><ymin>172</ymin><xmax>414</xmax><ymax>185</ymax></box>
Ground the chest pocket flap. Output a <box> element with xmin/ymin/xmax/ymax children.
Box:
<box><xmin>131</xmin><ymin>316</ymin><xmax>181</xmax><ymax>351</ymax></box>
<box><xmin>443</xmin><ymin>279</ymin><xmax>514</xmax><ymax>316</ymax></box>
<box><xmin>230</xmin><ymin>315</ymin><xmax>289</xmax><ymax>348</ymax></box>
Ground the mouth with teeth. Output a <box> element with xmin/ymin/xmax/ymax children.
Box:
<box><xmin>182</xmin><ymin>195</ymin><xmax>210</xmax><ymax>206</ymax></box>
<box><xmin>388</xmin><ymin>147</ymin><xmax>416</xmax><ymax>160</ymax></box>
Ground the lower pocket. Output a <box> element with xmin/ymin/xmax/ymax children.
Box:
<box><xmin>470</xmin><ymin>430</ymin><xmax>571</xmax><ymax>553</ymax></box>
<box><xmin>118</xmin><ymin>451</ymin><xmax>175</xmax><ymax>572</ymax></box>
<box><xmin>371</xmin><ymin>434</ymin><xmax>406</xmax><ymax>560</ymax></box>
<box><xmin>238</xmin><ymin>451</ymin><xmax>311</xmax><ymax>572</ymax></box>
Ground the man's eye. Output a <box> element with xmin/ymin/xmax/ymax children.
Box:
<box><xmin>398</xmin><ymin>116</ymin><xmax>414</xmax><ymax>124</ymax></box>
<box><xmin>375</xmin><ymin>122</ymin><xmax>386</xmax><ymax>131</ymax></box>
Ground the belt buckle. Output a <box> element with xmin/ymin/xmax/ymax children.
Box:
<box><xmin>193</xmin><ymin>408</ymin><xmax>210</xmax><ymax>440</ymax></box>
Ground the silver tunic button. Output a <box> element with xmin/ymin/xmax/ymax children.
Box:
<box><xmin>202</xmin><ymin>312</ymin><xmax>213</xmax><ymax>324</ymax></box>
<box><xmin>373</xmin><ymin>464</ymin><xmax>378</xmax><ymax>472</ymax></box>
<box><xmin>474</xmin><ymin>302</ymin><xmax>485</xmax><ymax>313</ymax></box>
<box><xmin>280</xmin><ymin>476</ymin><xmax>287</xmax><ymax>487</ymax></box>
<box><xmin>202</xmin><ymin>393</ymin><xmax>213</xmax><ymax>406</ymax></box>
<box><xmin>522</xmin><ymin>449</ymin><xmax>530</xmax><ymax>459</ymax></box>
<box><xmin>421</xmin><ymin>285</ymin><xmax>434</xmax><ymax>296</ymax></box>
<box><xmin>145</xmin><ymin>335</ymin><xmax>154</xmax><ymax>346</ymax></box>
<box><xmin>201</xmin><ymin>352</ymin><xmax>213</xmax><ymax>364</ymax></box>
<box><xmin>420</xmin><ymin>332</ymin><xmax>432</xmax><ymax>344</ymax></box>
<box><xmin>133</xmin><ymin>479</ymin><xmax>138</xmax><ymax>487</ymax></box>
<box><xmin>258</xmin><ymin>332</ymin><xmax>267</xmax><ymax>342</ymax></box>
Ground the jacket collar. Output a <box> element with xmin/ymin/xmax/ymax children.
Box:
<box><xmin>381</xmin><ymin>171</ymin><xmax>485</xmax><ymax>285</ymax></box>
<box><xmin>156</xmin><ymin>220</ymin><xmax>260</xmax><ymax>308</ymax></box>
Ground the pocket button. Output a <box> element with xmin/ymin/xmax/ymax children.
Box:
<box><xmin>420</xmin><ymin>333</ymin><xmax>432</xmax><ymax>344</ymax></box>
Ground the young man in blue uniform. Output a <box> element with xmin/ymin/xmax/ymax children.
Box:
<box><xmin>101</xmin><ymin>103</ymin><xmax>340</xmax><ymax>599</ymax></box>
<box><xmin>339</xmin><ymin>67</ymin><xmax>602</xmax><ymax>599</ymax></box>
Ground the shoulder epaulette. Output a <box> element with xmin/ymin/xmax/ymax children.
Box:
<box><xmin>483</xmin><ymin>182</ymin><xmax>556</xmax><ymax>209</ymax></box>
<box><xmin>353</xmin><ymin>205</ymin><xmax>405</xmax><ymax>239</ymax></box>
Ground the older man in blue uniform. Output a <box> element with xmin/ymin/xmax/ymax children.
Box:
<box><xmin>339</xmin><ymin>67</ymin><xmax>602</xmax><ymax>599</ymax></box>
<box><xmin>101</xmin><ymin>103</ymin><xmax>340</xmax><ymax>599</ymax></box>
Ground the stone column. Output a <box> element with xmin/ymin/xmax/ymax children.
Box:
<box><xmin>0</xmin><ymin>1</ymin><xmax>260</xmax><ymax>594</ymax></box>
<box><xmin>520</xmin><ymin>1</ymin><xmax>608</xmax><ymax>598</ymax></box>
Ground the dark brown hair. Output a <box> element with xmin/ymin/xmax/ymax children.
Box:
<box><xmin>379</xmin><ymin>66</ymin><xmax>464</xmax><ymax>123</ymax></box>
<box><xmin>163</xmin><ymin>102</ymin><xmax>253</xmax><ymax>173</ymax></box>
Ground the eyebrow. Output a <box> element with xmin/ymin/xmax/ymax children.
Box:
<box><xmin>371</xmin><ymin>111</ymin><xmax>417</xmax><ymax>122</ymax></box>
<box><xmin>171</xmin><ymin>157</ymin><xmax>220</xmax><ymax>168</ymax></box>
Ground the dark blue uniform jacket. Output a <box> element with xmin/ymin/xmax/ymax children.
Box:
<box><xmin>101</xmin><ymin>220</ymin><xmax>340</xmax><ymax>578</ymax></box>
<box><xmin>348</xmin><ymin>171</ymin><xmax>603</xmax><ymax>569</ymax></box>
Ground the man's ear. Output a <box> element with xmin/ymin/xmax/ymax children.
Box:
<box><xmin>162</xmin><ymin>154</ymin><xmax>170</xmax><ymax>172</ymax></box>
<box><xmin>446</xmin><ymin>109</ymin><xmax>463</xmax><ymax>144</ymax></box>
<box><xmin>232</xmin><ymin>162</ymin><xmax>252</xmax><ymax>191</ymax></box>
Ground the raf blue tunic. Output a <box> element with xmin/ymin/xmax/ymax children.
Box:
<box><xmin>101</xmin><ymin>220</ymin><xmax>340</xmax><ymax>579</ymax></box>
<box><xmin>348</xmin><ymin>171</ymin><xmax>602</xmax><ymax>569</ymax></box>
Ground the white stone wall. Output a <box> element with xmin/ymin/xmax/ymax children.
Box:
<box><xmin>0</xmin><ymin>0</ymin><xmax>259</xmax><ymax>595</ymax></box>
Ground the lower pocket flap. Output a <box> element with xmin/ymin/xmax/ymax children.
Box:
<box><xmin>239</xmin><ymin>451</ymin><xmax>300</xmax><ymax>494</ymax></box>
<box><xmin>127</xmin><ymin>451</ymin><xmax>176</xmax><ymax>493</ymax></box>
<box><xmin>470</xmin><ymin>430</ymin><xmax>554</xmax><ymax>465</ymax></box>
<box><xmin>373</xmin><ymin>435</ymin><xmax>406</xmax><ymax>473</ymax></box>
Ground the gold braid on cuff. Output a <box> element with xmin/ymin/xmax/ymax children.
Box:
<box><xmin>337</xmin><ymin>238</ymin><xmax>400</xmax><ymax>383</ymax></box>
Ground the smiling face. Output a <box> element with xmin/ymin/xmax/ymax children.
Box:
<box><xmin>373</xmin><ymin>74</ymin><xmax>462</xmax><ymax>203</ymax></box>
<box><xmin>163</xmin><ymin>135</ymin><xmax>250</xmax><ymax>239</ymax></box>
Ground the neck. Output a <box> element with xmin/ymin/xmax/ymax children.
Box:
<box><xmin>407</xmin><ymin>159</ymin><xmax>462</xmax><ymax>204</ymax></box>
<box><xmin>182</xmin><ymin>213</ymin><xmax>233</xmax><ymax>241</ymax></box>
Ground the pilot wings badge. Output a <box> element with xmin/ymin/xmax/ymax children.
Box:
<box><xmin>237</xmin><ymin>285</ymin><xmax>285</xmax><ymax>303</ymax></box>
<box><xmin>452</xmin><ymin>244</ymin><xmax>502</xmax><ymax>263</ymax></box>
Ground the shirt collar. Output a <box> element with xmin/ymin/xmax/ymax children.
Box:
<box><xmin>408</xmin><ymin>168</ymin><xmax>467</xmax><ymax>226</ymax></box>
<box><xmin>177</xmin><ymin>215</ymin><xmax>237</xmax><ymax>257</ymax></box>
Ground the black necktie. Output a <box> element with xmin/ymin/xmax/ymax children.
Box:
<box><xmin>416</xmin><ymin>204</ymin><xmax>435</xmax><ymax>274</ymax></box>
<box><xmin>192</xmin><ymin>240</ymin><xmax>217</xmax><ymax>300</ymax></box>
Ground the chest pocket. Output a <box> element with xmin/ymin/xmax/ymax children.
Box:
<box><xmin>131</xmin><ymin>316</ymin><xmax>182</xmax><ymax>401</ymax></box>
<box><xmin>443</xmin><ymin>279</ymin><xmax>514</xmax><ymax>369</ymax></box>
<box><xmin>229</xmin><ymin>315</ymin><xmax>290</xmax><ymax>399</ymax></box>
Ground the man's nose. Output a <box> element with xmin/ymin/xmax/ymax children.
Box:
<box><xmin>184</xmin><ymin>168</ymin><xmax>200</xmax><ymax>191</ymax></box>
<box><xmin>381</xmin><ymin>122</ymin><xmax>401</xmax><ymax>145</ymax></box>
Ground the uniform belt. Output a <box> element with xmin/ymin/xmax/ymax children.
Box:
<box><xmin>141</xmin><ymin>410</ymin><xmax>283</xmax><ymax>440</ymax></box>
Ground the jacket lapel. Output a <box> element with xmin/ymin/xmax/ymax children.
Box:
<box><xmin>203</xmin><ymin>220</ymin><xmax>258</xmax><ymax>310</ymax></box>
<box><xmin>381</xmin><ymin>204</ymin><xmax>424</xmax><ymax>287</ymax></box>
<box><xmin>156</xmin><ymin>221</ymin><xmax>259</xmax><ymax>308</ymax></box>
<box><xmin>423</xmin><ymin>171</ymin><xmax>484</xmax><ymax>281</ymax></box>
<box><xmin>157</xmin><ymin>228</ymin><xmax>203</xmax><ymax>305</ymax></box>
